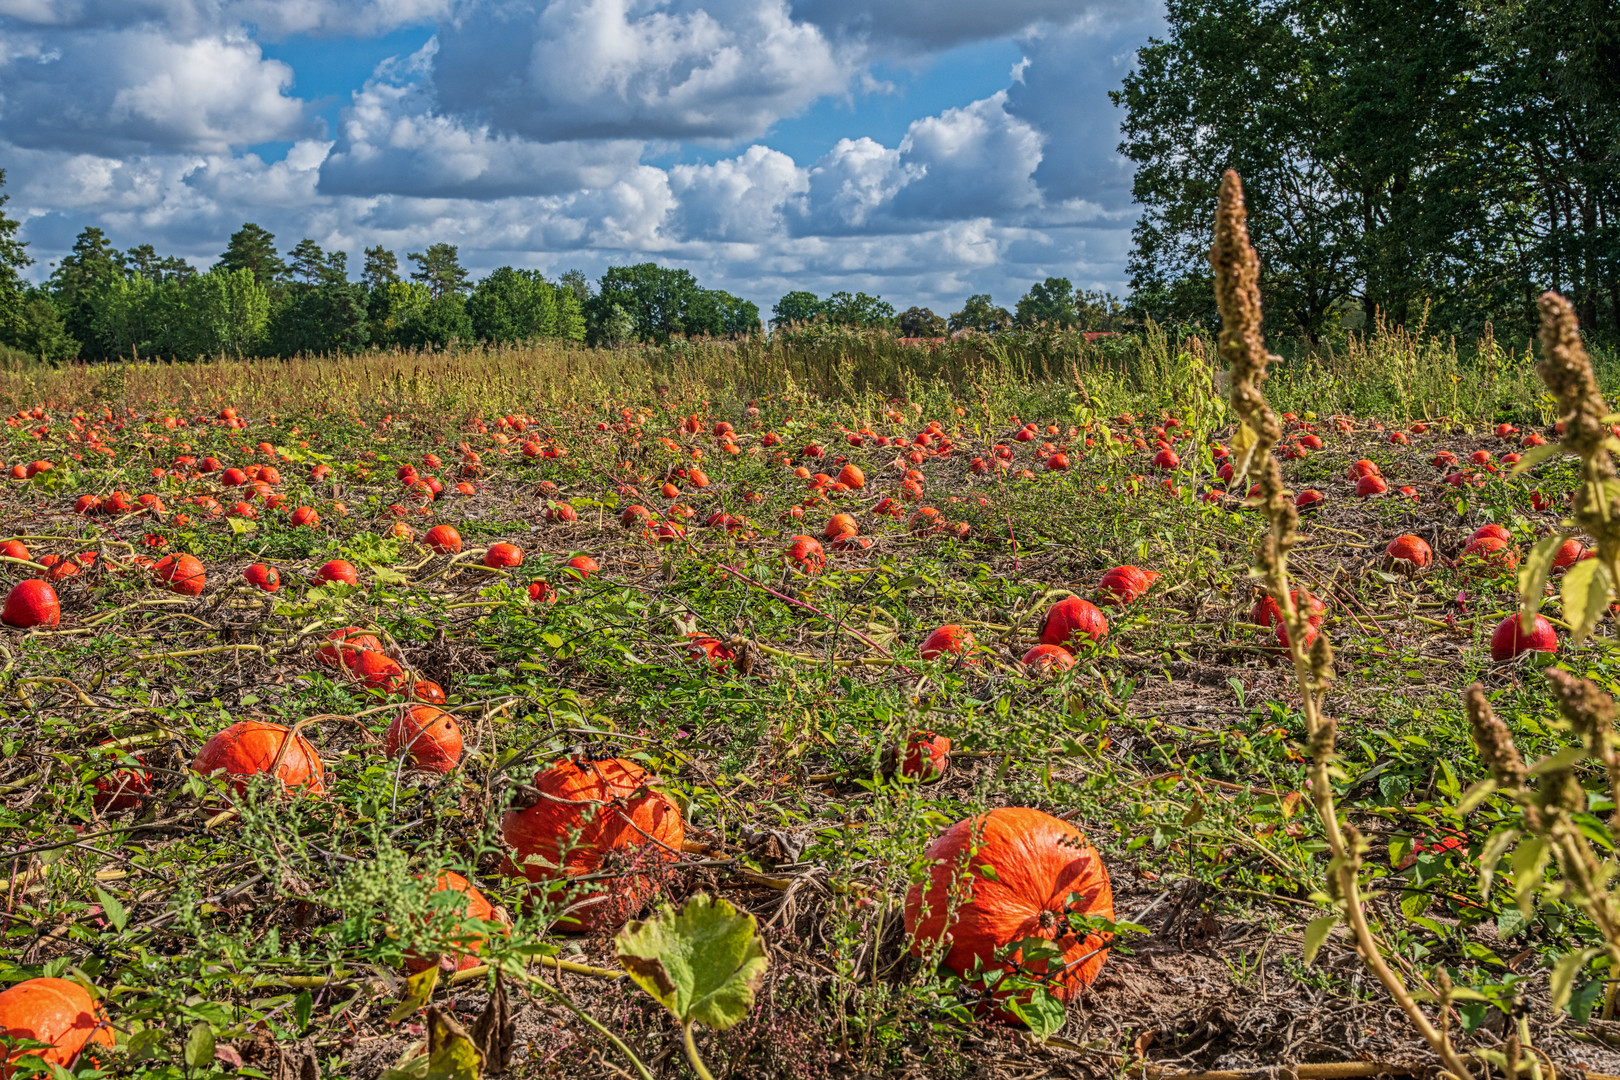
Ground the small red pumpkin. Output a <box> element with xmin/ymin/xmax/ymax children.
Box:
<box><xmin>403</xmin><ymin>872</ymin><xmax>499</xmax><ymax>974</ymax></box>
<box><xmin>2</xmin><ymin>579</ymin><xmax>59</xmax><ymax>628</ymax></box>
<box><xmin>1039</xmin><ymin>597</ymin><xmax>1108</xmax><ymax>649</ymax></box>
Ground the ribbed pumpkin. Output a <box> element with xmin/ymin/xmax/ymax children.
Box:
<box><xmin>905</xmin><ymin>809</ymin><xmax>1114</xmax><ymax>1022</ymax></box>
<box><xmin>192</xmin><ymin>720</ymin><xmax>325</xmax><ymax>798</ymax></box>
<box><xmin>384</xmin><ymin>705</ymin><xmax>464</xmax><ymax>774</ymax></box>
<box><xmin>316</xmin><ymin>626</ymin><xmax>383</xmax><ymax>668</ymax></box>
<box><xmin>1039</xmin><ymin>597</ymin><xmax>1108</xmax><ymax>648</ymax></box>
<box><xmin>500</xmin><ymin>758</ymin><xmax>684</xmax><ymax>931</ymax></box>
<box><xmin>403</xmin><ymin>872</ymin><xmax>498</xmax><ymax>974</ymax></box>
<box><xmin>0</xmin><ymin>978</ymin><xmax>114</xmax><ymax>1076</ymax></box>
<box><xmin>896</xmin><ymin>731</ymin><xmax>950</xmax><ymax>781</ymax></box>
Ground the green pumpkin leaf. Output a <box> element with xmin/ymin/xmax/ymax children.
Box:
<box><xmin>1551</xmin><ymin>948</ymin><xmax>1600</xmax><ymax>1011</ymax></box>
<box><xmin>93</xmin><ymin>885</ymin><xmax>128</xmax><ymax>933</ymax></box>
<box><xmin>1302</xmin><ymin>914</ymin><xmax>1338</xmax><ymax>964</ymax></box>
<box><xmin>185</xmin><ymin>1022</ymin><xmax>216</xmax><ymax>1070</ymax></box>
<box><xmin>615</xmin><ymin>893</ymin><xmax>769</xmax><ymax>1031</ymax></box>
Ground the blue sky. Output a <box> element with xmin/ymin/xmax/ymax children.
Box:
<box><xmin>0</xmin><ymin>0</ymin><xmax>1163</xmax><ymax>319</ymax></box>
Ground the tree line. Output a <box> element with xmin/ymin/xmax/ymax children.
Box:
<box><xmin>0</xmin><ymin>201</ymin><xmax>769</xmax><ymax>361</ymax></box>
<box><xmin>0</xmin><ymin>175</ymin><xmax>1133</xmax><ymax>363</ymax></box>
<box><xmin>1114</xmin><ymin>0</ymin><xmax>1620</xmax><ymax>342</ymax></box>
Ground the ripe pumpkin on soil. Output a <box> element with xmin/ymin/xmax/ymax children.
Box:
<box><xmin>1021</xmin><ymin>643</ymin><xmax>1076</xmax><ymax>675</ymax></box>
<box><xmin>317</xmin><ymin>626</ymin><xmax>384</xmax><ymax>667</ymax></box>
<box><xmin>1490</xmin><ymin>613</ymin><xmax>1557</xmax><ymax>662</ymax></box>
<box><xmin>243</xmin><ymin>563</ymin><xmax>280</xmax><ymax>592</ymax></box>
<box><xmin>316</xmin><ymin>559</ymin><xmax>360</xmax><ymax>586</ymax></box>
<box><xmin>154</xmin><ymin>553</ymin><xmax>206</xmax><ymax>596</ymax></box>
<box><xmin>1382</xmin><ymin>535</ymin><xmax>1433</xmax><ymax>572</ymax></box>
<box><xmin>1040</xmin><ymin>596</ymin><xmax>1108</xmax><ymax>649</ymax></box>
<box><xmin>92</xmin><ymin>743</ymin><xmax>153</xmax><ymax>811</ymax></box>
<box><xmin>565</xmin><ymin>555</ymin><xmax>599</xmax><ymax>579</ymax></box>
<box><xmin>920</xmin><ymin>624</ymin><xmax>975</xmax><ymax>661</ymax></box>
<box><xmin>786</xmin><ymin>535</ymin><xmax>825</xmax><ymax>573</ymax></box>
<box><xmin>905</xmin><ymin>809</ymin><xmax>1114</xmax><ymax>1022</ymax></box>
<box><xmin>3</xmin><ymin>579</ymin><xmax>59</xmax><ymax>628</ymax></box>
<box><xmin>403</xmin><ymin>872</ymin><xmax>500</xmax><ymax>975</ymax></box>
<box><xmin>192</xmin><ymin>720</ymin><xmax>325</xmax><ymax>798</ymax></box>
<box><xmin>423</xmin><ymin>524</ymin><xmax>462</xmax><ymax>554</ymax></box>
<box><xmin>500</xmin><ymin>758</ymin><xmax>685</xmax><ymax>931</ymax></box>
<box><xmin>1096</xmin><ymin>566</ymin><xmax>1156</xmax><ymax>605</ymax></box>
<box><xmin>895</xmin><ymin>731</ymin><xmax>951</xmax><ymax>780</ymax></box>
<box><xmin>484</xmin><ymin>543</ymin><xmax>523</xmax><ymax>568</ymax></box>
<box><xmin>350</xmin><ymin>650</ymin><xmax>407</xmax><ymax>692</ymax></box>
<box><xmin>0</xmin><ymin>977</ymin><xmax>114</xmax><ymax>1075</ymax></box>
<box><xmin>385</xmin><ymin>704</ymin><xmax>464</xmax><ymax>774</ymax></box>
<box><xmin>1460</xmin><ymin>535</ymin><xmax>1519</xmax><ymax>574</ymax></box>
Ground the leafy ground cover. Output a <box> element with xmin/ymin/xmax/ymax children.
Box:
<box><xmin>3</xmin><ymin>333</ymin><xmax>1620</xmax><ymax>1079</ymax></box>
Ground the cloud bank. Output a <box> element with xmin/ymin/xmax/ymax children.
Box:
<box><xmin>0</xmin><ymin>0</ymin><xmax>1162</xmax><ymax>314</ymax></box>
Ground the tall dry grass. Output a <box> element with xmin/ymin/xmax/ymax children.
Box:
<box><xmin>0</xmin><ymin>319</ymin><xmax>1607</xmax><ymax>422</ymax></box>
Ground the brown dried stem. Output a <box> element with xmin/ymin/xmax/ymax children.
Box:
<box><xmin>1214</xmin><ymin>169</ymin><xmax>1472</xmax><ymax>1079</ymax></box>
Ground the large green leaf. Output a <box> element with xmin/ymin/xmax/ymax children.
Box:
<box><xmin>615</xmin><ymin>893</ymin><xmax>769</xmax><ymax>1031</ymax></box>
<box><xmin>1517</xmin><ymin>533</ymin><xmax>1564</xmax><ymax>630</ymax></box>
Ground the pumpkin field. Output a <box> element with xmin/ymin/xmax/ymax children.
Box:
<box><xmin>9</xmin><ymin>204</ymin><xmax>1620</xmax><ymax>1078</ymax></box>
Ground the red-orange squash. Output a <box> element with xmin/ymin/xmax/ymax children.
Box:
<box><xmin>384</xmin><ymin>705</ymin><xmax>464</xmax><ymax>774</ymax></box>
<box><xmin>2</xmin><ymin>580</ymin><xmax>59</xmax><ymax>628</ymax></box>
<box><xmin>905</xmin><ymin>808</ymin><xmax>1114</xmax><ymax>1021</ymax></box>
<box><xmin>0</xmin><ymin>977</ymin><xmax>114</xmax><ymax>1076</ymax></box>
<box><xmin>500</xmin><ymin>758</ymin><xmax>685</xmax><ymax>931</ymax></box>
<box><xmin>404</xmin><ymin>872</ymin><xmax>498</xmax><ymax>974</ymax></box>
<box><xmin>1040</xmin><ymin>597</ymin><xmax>1108</xmax><ymax>648</ymax></box>
<box><xmin>192</xmin><ymin>720</ymin><xmax>325</xmax><ymax>798</ymax></box>
<box><xmin>897</xmin><ymin>731</ymin><xmax>950</xmax><ymax>780</ymax></box>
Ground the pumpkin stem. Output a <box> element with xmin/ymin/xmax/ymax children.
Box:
<box><xmin>1037</xmin><ymin>909</ymin><xmax>1058</xmax><ymax>936</ymax></box>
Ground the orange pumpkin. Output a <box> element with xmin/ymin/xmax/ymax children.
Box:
<box><xmin>317</xmin><ymin>626</ymin><xmax>383</xmax><ymax>667</ymax></box>
<box><xmin>905</xmin><ymin>808</ymin><xmax>1114</xmax><ymax>1021</ymax></box>
<box><xmin>2</xmin><ymin>580</ymin><xmax>59</xmax><ymax>628</ymax></box>
<box><xmin>384</xmin><ymin>705</ymin><xmax>464</xmax><ymax>774</ymax></box>
<box><xmin>500</xmin><ymin>758</ymin><xmax>685</xmax><ymax>931</ymax></box>
<box><xmin>920</xmin><ymin>624</ymin><xmax>975</xmax><ymax>661</ymax></box>
<box><xmin>896</xmin><ymin>731</ymin><xmax>950</xmax><ymax>780</ymax></box>
<box><xmin>154</xmin><ymin>553</ymin><xmax>206</xmax><ymax>596</ymax></box>
<box><xmin>423</xmin><ymin>524</ymin><xmax>462</xmax><ymax>554</ymax></box>
<box><xmin>403</xmin><ymin>872</ymin><xmax>499</xmax><ymax>974</ymax></box>
<box><xmin>0</xmin><ymin>978</ymin><xmax>114</xmax><ymax>1076</ymax></box>
<box><xmin>192</xmin><ymin>720</ymin><xmax>325</xmax><ymax>798</ymax></box>
<box><xmin>1039</xmin><ymin>597</ymin><xmax>1108</xmax><ymax>648</ymax></box>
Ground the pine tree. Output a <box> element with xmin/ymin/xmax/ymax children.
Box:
<box><xmin>218</xmin><ymin>224</ymin><xmax>286</xmax><ymax>287</ymax></box>
<box><xmin>363</xmin><ymin>246</ymin><xmax>400</xmax><ymax>291</ymax></box>
<box><xmin>407</xmin><ymin>244</ymin><xmax>471</xmax><ymax>300</ymax></box>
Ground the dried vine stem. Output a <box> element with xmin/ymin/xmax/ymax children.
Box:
<box><xmin>1213</xmin><ymin>170</ymin><xmax>1472</xmax><ymax>1079</ymax></box>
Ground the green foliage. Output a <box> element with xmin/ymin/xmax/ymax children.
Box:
<box><xmin>821</xmin><ymin>290</ymin><xmax>895</xmax><ymax>329</ymax></box>
<box><xmin>408</xmin><ymin>244</ymin><xmax>472</xmax><ymax>300</ymax></box>
<box><xmin>10</xmin><ymin>289</ymin><xmax>78</xmax><ymax>362</ymax></box>
<box><xmin>0</xmin><ymin>170</ymin><xmax>32</xmax><ymax>345</ymax></box>
<box><xmin>1015</xmin><ymin>277</ymin><xmax>1079</xmax><ymax>328</ymax></box>
<box><xmin>1114</xmin><ymin>0</ymin><xmax>1620</xmax><ymax>341</ymax></box>
<box><xmin>364</xmin><ymin>246</ymin><xmax>402</xmax><ymax>291</ymax></box>
<box><xmin>616</xmin><ymin>894</ymin><xmax>769</xmax><ymax>1031</ymax></box>
<box><xmin>217</xmin><ymin>223</ymin><xmax>287</xmax><ymax>288</ymax></box>
<box><xmin>592</xmin><ymin>263</ymin><xmax>753</xmax><ymax>343</ymax></box>
<box><xmin>771</xmin><ymin>290</ymin><xmax>824</xmax><ymax>329</ymax></box>
<box><xmin>898</xmin><ymin>306</ymin><xmax>947</xmax><ymax>337</ymax></box>
<box><xmin>467</xmin><ymin>267</ymin><xmax>560</xmax><ymax>344</ymax></box>
<box><xmin>947</xmin><ymin>294</ymin><xmax>1011</xmax><ymax>332</ymax></box>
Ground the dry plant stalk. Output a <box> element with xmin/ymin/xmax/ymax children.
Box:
<box><xmin>1214</xmin><ymin>169</ymin><xmax>1473</xmax><ymax>1079</ymax></box>
<box><xmin>1516</xmin><ymin>292</ymin><xmax>1620</xmax><ymax>643</ymax></box>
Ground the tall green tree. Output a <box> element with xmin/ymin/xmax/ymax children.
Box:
<box><xmin>218</xmin><ymin>224</ymin><xmax>286</xmax><ymax>288</ymax></box>
<box><xmin>125</xmin><ymin>244</ymin><xmax>195</xmax><ymax>284</ymax></box>
<box><xmin>822</xmin><ymin>291</ymin><xmax>894</xmax><ymax>328</ymax></box>
<box><xmin>407</xmin><ymin>244</ymin><xmax>471</xmax><ymax>300</ymax></box>
<box><xmin>0</xmin><ymin>170</ymin><xmax>32</xmax><ymax>347</ymax></box>
<box><xmin>594</xmin><ymin>263</ymin><xmax>703</xmax><ymax>342</ymax></box>
<box><xmin>287</xmin><ymin>239</ymin><xmax>331</xmax><ymax>285</ymax></box>
<box><xmin>49</xmin><ymin>226</ymin><xmax>125</xmax><ymax>356</ymax></box>
<box><xmin>468</xmin><ymin>267</ymin><xmax>560</xmax><ymax>343</ymax></box>
<box><xmin>1014</xmin><ymin>277</ymin><xmax>1079</xmax><ymax>327</ymax></box>
<box><xmin>363</xmin><ymin>246</ymin><xmax>401</xmax><ymax>291</ymax></box>
<box><xmin>947</xmin><ymin>294</ymin><xmax>1011</xmax><ymax>332</ymax></box>
<box><xmin>898</xmin><ymin>307</ymin><xmax>947</xmax><ymax>337</ymax></box>
<box><xmin>771</xmin><ymin>291</ymin><xmax>823</xmax><ymax>328</ymax></box>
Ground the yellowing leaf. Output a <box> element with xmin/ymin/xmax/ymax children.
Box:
<box><xmin>615</xmin><ymin>893</ymin><xmax>768</xmax><ymax>1032</ymax></box>
<box><xmin>1229</xmin><ymin>420</ymin><xmax>1260</xmax><ymax>482</ymax></box>
<box><xmin>1302</xmin><ymin>914</ymin><xmax>1337</xmax><ymax>964</ymax></box>
<box><xmin>389</xmin><ymin>964</ymin><xmax>439</xmax><ymax>1024</ymax></box>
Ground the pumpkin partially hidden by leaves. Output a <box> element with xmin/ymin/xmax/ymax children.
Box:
<box><xmin>501</xmin><ymin>758</ymin><xmax>685</xmax><ymax>931</ymax></box>
<box><xmin>403</xmin><ymin>872</ymin><xmax>500</xmax><ymax>974</ymax></box>
<box><xmin>904</xmin><ymin>808</ymin><xmax>1114</xmax><ymax>1023</ymax></box>
<box><xmin>0</xmin><ymin>977</ymin><xmax>114</xmax><ymax>1076</ymax></box>
<box><xmin>192</xmin><ymin>720</ymin><xmax>325</xmax><ymax>798</ymax></box>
